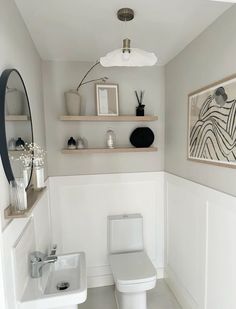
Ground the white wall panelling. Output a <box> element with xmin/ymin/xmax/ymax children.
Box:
<box><xmin>1</xmin><ymin>169</ymin><xmax>236</xmax><ymax>308</ymax></box>
<box><xmin>49</xmin><ymin>172</ymin><xmax>165</xmax><ymax>288</ymax></box>
<box><xmin>0</xmin><ymin>230</ymin><xmax>6</xmax><ymax>309</ymax></box>
<box><xmin>165</xmin><ymin>173</ymin><xmax>236</xmax><ymax>309</ymax></box>
<box><xmin>206</xmin><ymin>195</ymin><xmax>236</xmax><ymax>309</ymax></box>
<box><xmin>165</xmin><ymin>174</ymin><xmax>207</xmax><ymax>309</ymax></box>
<box><xmin>2</xmin><ymin>189</ymin><xmax>51</xmax><ymax>309</ymax></box>
<box><xmin>13</xmin><ymin>220</ymin><xmax>36</xmax><ymax>302</ymax></box>
<box><xmin>2</xmin><ymin>218</ymin><xmax>30</xmax><ymax>309</ymax></box>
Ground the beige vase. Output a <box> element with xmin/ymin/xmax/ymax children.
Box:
<box><xmin>6</xmin><ymin>88</ymin><xmax>23</xmax><ymax>115</ymax></box>
<box><xmin>65</xmin><ymin>90</ymin><xmax>81</xmax><ymax>116</ymax></box>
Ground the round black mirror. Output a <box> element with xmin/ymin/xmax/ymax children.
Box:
<box><xmin>0</xmin><ymin>69</ymin><xmax>34</xmax><ymax>190</ymax></box>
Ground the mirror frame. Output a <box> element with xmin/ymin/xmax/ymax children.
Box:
<box><xmin>0</xmin><ymin>69</ymin><xmax>34</xmax><ymax>187</ymax></box>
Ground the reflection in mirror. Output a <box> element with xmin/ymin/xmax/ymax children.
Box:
<box><xmin>96</xmin><ymin>84</ymin><xmax>119</xmax><ymax>116</ymax></box>
<box><xmin>0</xmin><ymin>69</ymin><xmax>33</xmax><ymax>189</ymax></box>
<box><xmin>6</xmin><ymin>72</ymin><xmax>33</xmax><ymax>184</ymax></box>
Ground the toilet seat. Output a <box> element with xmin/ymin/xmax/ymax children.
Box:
<box><xmin>110</xmin><ymin>251</ymin><xmax>156</xmax><ymax>293</ymax></box>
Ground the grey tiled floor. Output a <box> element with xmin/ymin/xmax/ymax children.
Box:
<box><xmin>78</xmin><ymin>280</ymin><xmax>181</xmax><ymax>309</ymax></box>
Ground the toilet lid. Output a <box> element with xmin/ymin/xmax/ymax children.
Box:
<box><xmin>109</xmin><ymin>251</ymin><xmax>156</xmax><ymax>285</ymax></box>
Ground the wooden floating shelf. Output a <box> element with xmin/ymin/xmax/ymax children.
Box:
<box><xmin>9</xmin><ymin>150</ymin><xmax>25</xmax><ymax>154</ymax></box>
<box><xmin>4</xmin><ymin>187</ymin><xmax>46</xmax><ymax>219</ymax></box>
<box><xmin>62</xmin><ymin>147</ymin><xmax>158</xmax><ymax>154</ymax></box>
<box><xmin>8</xmin><ymin>151</ymin><xmax>24</xmax><ymax>159</ymax></box>
<box><xmin>6</xmin><ymin>115</ymin><xmax>29</xmax><ymax>121</ymax></box>
<box><xmin>59</xmin><ymin>115</ymin><xmax>158</xmax><ymax>122</ymax></box>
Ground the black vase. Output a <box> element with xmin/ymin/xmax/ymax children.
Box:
<box><xmin>15</xmin><ymin>137</ymin><xmax>25</xmax><ymax>150</ymax></box>
<box><xmin>67</xmin><ymin>137</ymin><xmax>76</xmax><ymax>149</ymax></box>
<box><xmin>136</xmin><ymin>104</ymin><xmax>145</xmax><ymax>116</ymax></box>
<box><xmin>130</xmin><ymin>127</ymin><xmax>155</xmax><ymax>148</ymax></box>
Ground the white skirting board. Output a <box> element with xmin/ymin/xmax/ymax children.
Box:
<box><xmin>165</xmin><ymin>267</ymin><xmax>198</xmax><ymax>309</ymax></box>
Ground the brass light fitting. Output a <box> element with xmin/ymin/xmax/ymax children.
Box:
<box><xmin>117</xmin><ymin>9</ymin><xmax>134</xmax><ymax>54</ymax></box>
<box><xmin>122</xmin><ymin>38</ymin><xmax>131</xmax><ymax>54</ymax></box>
<box><xmin>117</xmin><ymin>8</ymin><xmax>134</xmax><ymax>22</ymax></box>
<box><xmin>99</xmin><ymin>7</ymin><xmax>157</xmax><ymax>67</ymax></box>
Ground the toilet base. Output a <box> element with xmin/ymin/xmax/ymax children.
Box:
<box><xmin>115</xmin><ymin>287</ymin><xmax>147</xmax><ymax>309</ymax></box>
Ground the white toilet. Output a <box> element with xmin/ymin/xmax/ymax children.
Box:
<box><xmin>108</xmin><ymin>214</ymin><xmax>157</xmax><ymax>309</ymax></box>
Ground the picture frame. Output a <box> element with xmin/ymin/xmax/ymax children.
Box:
<box><xmin>96</xmin><ymin>84</ymin><xmax>119</xmax><ymax>116</ymax></box>
<box><xmin>188</xmin><ymin>74</ymin><xmax>236</xmax><ymax>168</ymax></box>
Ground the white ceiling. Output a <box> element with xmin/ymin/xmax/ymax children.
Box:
<box><xmin>15</xmin><ymin>0</ymin><xmax>232</xmax><ymax>65</ymax></box>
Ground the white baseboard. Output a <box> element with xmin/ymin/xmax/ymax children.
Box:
<box><xmin>88</xmin><ymin>274</ymin><xmax>114</xmax><ymax>288</ymax></box>
<box><xmin>87</xmin><ymin>265</ymin><xmax>165</xmax><ymax>289</ymax></box>
<box><xmin>156</xmin><ymin>267</ymin><xmax>165</xmax><ymax>280</ymax></box>
<box><xmin>165</xmin><ymin>266</ymin><xmax>198</xmax><ymax>309</ymax></box>
<box><xmin>87</xmin><ymin>265</ymin><xmax>113</xmax><ymax>288</ymax></box>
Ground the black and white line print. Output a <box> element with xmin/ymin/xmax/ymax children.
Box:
<box><xmin>190</xmin><ymin>86</ymin><xmax>236</xmax><ymax>162</ymax></box>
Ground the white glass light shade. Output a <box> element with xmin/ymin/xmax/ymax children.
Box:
<box><xmin>100</xmin><ymin>48</ymin><xmax>157</xmax><ymax>67</ymax></box>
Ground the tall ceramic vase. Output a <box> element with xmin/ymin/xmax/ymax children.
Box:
<box><xmin>65</xmin><ymin>90</ymin><xmax>81</xmax><ymax>116</ymax></box>
<box><xmin>6</xmin><ymin>89</ymin><xmax>23</xmax><ymax>115</ymax></box>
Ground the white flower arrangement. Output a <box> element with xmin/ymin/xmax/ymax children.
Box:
<box><xmin>18</xmin><ymin>143</ymin><xmax>46</xmax><ymax>168</ymax></box>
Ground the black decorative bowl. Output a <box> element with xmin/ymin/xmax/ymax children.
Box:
<box><xmin>130</xmin><ymin>127</ymin><xmax>155</xmax><ymax>148</ymax></box>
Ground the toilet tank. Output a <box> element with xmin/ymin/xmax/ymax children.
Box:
<box><xmin>108</xmin><ymin>214</ymin><xmax>144</xmax><ymax>254</ymax></box>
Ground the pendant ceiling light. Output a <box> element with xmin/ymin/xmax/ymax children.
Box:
<box><xmin>100</xmin><ymin>8</ymin><xmax>157</xmax><ymax>67</ymax></box>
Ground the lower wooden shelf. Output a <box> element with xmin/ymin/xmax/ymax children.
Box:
<box><xmin>6</xmin><ymin>115</ymin><xmax>29</xmax><ymax>121</ymax></box>
<box><xmin>4</xmin><ymin>187</ymin><xmax>46</xmax><ymax>219</ymax></box>
<box><xmin>61</xmin><ymin>147</ymin><xmax>158</xmax><ymax>154</ymax></box>
<box><xmin>60</xmin><ymin>115</ymin><xmax>158</xmax><ymax>122</ymax></box>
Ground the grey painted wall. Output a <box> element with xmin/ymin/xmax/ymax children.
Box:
<box><xmin>165</xmin><ymin>6</ymin><xmax>236</xmax><ymax>196</ymax></box>
<box><xmin>42</xmin><ymin>61</ymin><xmax>165</xmax><ymax>176</ymax></box>
<box><xmin>0</xmin><ymin>0</ymin><xmax>46</xmax><ymax>228</ymax></box>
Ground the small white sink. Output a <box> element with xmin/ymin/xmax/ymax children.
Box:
<box><xmin>19</xmin><ymin>252</ymin><xmax>87</xmax><ymax>309</ymax></box>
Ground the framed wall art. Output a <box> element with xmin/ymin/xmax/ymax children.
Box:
<box><xmin>96</xmin><ymin>84</ymin><xmax>119</xmax><ymax>116</ymax></box>
<box><xmin>188</xmin><ymin>74</ymin><xmax>236</xmax><ymax>168</ymax></box>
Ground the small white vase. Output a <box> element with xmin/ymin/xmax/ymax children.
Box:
<box><xmin>22</xmin><ymin>167</ymin><xmax>30</xmax><ymax>188</ymax></box>
<box><xmin>65</xmin><ymin>90</ymin><xmax>81</xmax><ymax>116</ymax></box>
<box><xmin>34</xmin><ymin>166</ymin><xmax>44</xmax><ymax>190</ymax></box>
<box><xmin>6</xmin><ymin>89</ymin><xmax>23</xmax><ymax>115</ymax></box>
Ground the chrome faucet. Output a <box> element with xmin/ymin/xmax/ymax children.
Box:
<box><xmin>30</xmin><ymin>245</ymin><xmax>58</xmax><ymax>278</ymax></box>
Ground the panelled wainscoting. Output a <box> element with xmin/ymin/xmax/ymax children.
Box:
<box><xmin>165</xmin><ymin>173</ymin><xmax>236</xmax><ymax>309</ymax></box>
<box><xmin>2</xmin><ymin>188</ymin><xmax>51</xmax><ymax>309</ymax></box>
<box><xmin>48</xmin><ymin>172</ymin><xmax>165</xmax><ymax>288</ymax></box>
<box><xmin>49</xmin><ymin>171</ymin><xmax>236</xmax><ymax>309</ymax></box>
<box><xmin>2</xmin><ymin>172</ymin><xmax>236</xmax><ymax>309</ymax></box>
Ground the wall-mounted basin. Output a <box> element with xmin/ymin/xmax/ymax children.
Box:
<box><xmin>19</xmin><ymin>252</ymin><xmax>87</xmax><ymax>309</ymax></box>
